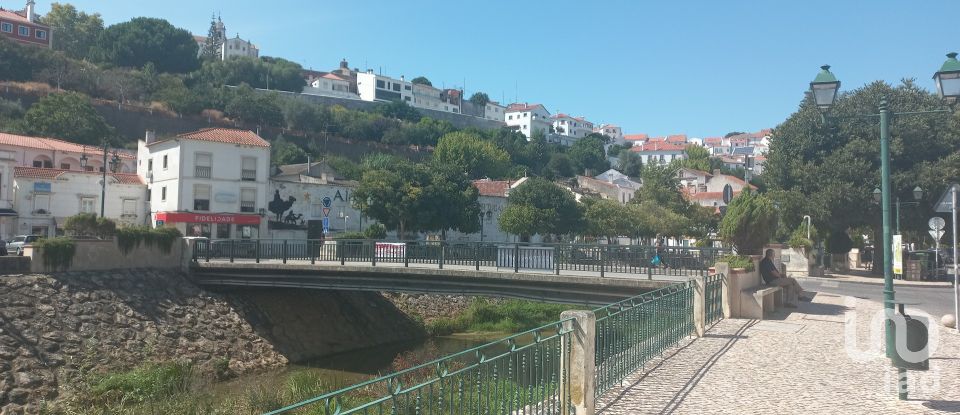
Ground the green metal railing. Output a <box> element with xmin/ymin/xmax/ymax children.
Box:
<box><xmin>592</xmin><ymin>283</ymin><xmax>695</xmax><ymax>397</ymax></box>
<box><xmin>265</xmin><ymin>320</ymin><xmax>574</xmax><ymax>415</ymax></box>
<box><xmin>192</xmin><ymin>239</ymin><xmax>729</xmax><ymax>277</ymax></box>
<box><xmin>704</xmin><ymin>273</ymin><xmax>724</xmax><ymax>325</ymax></box>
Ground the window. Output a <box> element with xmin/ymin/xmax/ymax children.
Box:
<box><xmin>404</xmin><ymin>85</ymin><xmax>411</xmax><ymax>91</ymax></box>
<box><xmin>404</xmin><ymin>96</ymin><xmax>411</xmax><ymax>101</ymax></box>
<box><xmin>122</xmin><ymin>199</ymin><xmax>137</xmax><ymax>216</ymax></box>
<box><xmin>34</xmin><ymin>194</ymin><xmax>50</xmax><ymax>213</ymax></box>
<box><xmin>376</xmin><ymin>80</ymin><xmax>385</xmax><ymax>89</ymax></box>
<box><xmin>216</xmin><ymin>223</ymin><xmax>230</xmax><ymax>239</ymax></box>
<box><xmin>193</xmin><ymin>184</ymin><xmax>211</xmax><ymax>211</ymax></box>
<box><xmin>161</xmin><ymin>186</ymin><xmax>167</xmax><ymax>201</ymax></box>
<box><xmin>508</xmin><ymin>115</ymin><xmax>513</xmax><ymax>120</ymax></box>
<box><xmin>35</xmin><ymin>30</ymin><xmax>45</xmax><ymax>39</ymax></box>
<box><xmin>195</xmin><ymin>153</ymin><xmax>211</xmax><ymax>178</ymax></box>
<box><xmin>524</xmin><ymin>113</ymin><xmax>528</xmax><ymax>118</ymax></box>
<box><xmin>147</xmin><ymin>159</ymin><xmax>153</xmax><ymax>172</ymax></box>
<box><xmin>162</xmin><ymin>155</ymin><xmax>168</xmax><ymax>169</ymax></box>
<box><xmin>33</xmin><ymin>160</ymin><xmax>52</xmax><ymax>168</ymax></box>
<box><xmin>188</xmin><ymin>223</ymin><xmax>211</xmax><ymax>238</ymax></box>
<box><xmin>241</xmin><ymin>157</ymin><xmax>256</xmax><ymax>181</ymax></box>
<box><xmin>393</xmin><ymin>83</ymin><xmax>401</xmax><ymax>92</ymax></box>
<box><xmin>240</xmin><ymin>188</ymin><xmax>256</xmax><ymax>212</ymax></box>
<box><xmin>18</xmin><ymin>26</ymin><xmax>28</xmax><ymax>36</ymax></box>
<box><xmin>1</xmin><ymin>23</ymin><xmax>11</xmax><ymax>33</ymax></box>
<box><xmin>60</xmin><ymin>163</ymin><xmax>70</xmax><ymax>170</ymax></box>
<box><xmin>238</xmin><ymin>224</ymin><xmax>257</xmax><ymax>239</ymax></box>
<box><xmin>80</xmin><ymin>197</ymin><xmax>96</xmax><ymax>214</ymax></box>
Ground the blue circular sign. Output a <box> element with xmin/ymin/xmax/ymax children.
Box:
<box><xmin>322</xmin><ymin>197</ymin><xmax>332</xmax><ymax>208</ymax></box>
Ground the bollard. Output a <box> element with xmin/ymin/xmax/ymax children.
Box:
<box><xmin>560</xmin><ymin>310</ymin><xmax>596</xmax><ymax>415</ymax></box>
<box><xmin>693</xmin><ymin>275</ymin><xmax>706</xmax><ymax>337</ymax></box>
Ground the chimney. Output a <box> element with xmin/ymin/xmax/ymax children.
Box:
<box><xmin>25</xmin><ymin>0</ymin><xmax>35</xmax><ymax>22</ymax></box>
<box><xmin>400</xmin><ymin>75</ymin><xmax>405</xmax><ymax>82</ymax></box>
<box><xmin>340</xmin><ymin>59</ymin><xmax>348</xmax><ymax>69</ymax></box>
<box><xmin>144</xmin><ymin>130</ymin><xmax>156</xmax><ymax>144</ymax></box>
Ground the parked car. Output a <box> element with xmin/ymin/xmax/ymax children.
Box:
<box><xmin>8</xmin><ymin>235</ymin><xmax>42</xmax><ymax>256</ymax></box>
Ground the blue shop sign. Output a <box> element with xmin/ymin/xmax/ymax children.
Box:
<box><xmin>33</xmin><ymin>182</ymin><xmax>51</xmax><ymax>193</ymax></box>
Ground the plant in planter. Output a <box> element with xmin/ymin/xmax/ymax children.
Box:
<box><xmin>716</xmin><ymin>254</ymin><xmax>755</xmax><ymax>272</ymax></box>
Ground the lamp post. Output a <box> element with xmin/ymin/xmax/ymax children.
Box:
<box><xmin>873</xmin><ymin>186</ymin><xmax>923</xmax><ymax>235</ymax></box>
<box><xmin>478</xmin><ymin>211</ymin><xmax>485</xmax><ymax>242</ymax></box>
<box><xmin>811</xmin><ymin>55</ymin><xmax>958</xmax><ymax>400</ymax></box>
<box><xmin>79</xmin><ymin>144</ymin><xmax>121</xmax><ymax>219</ymax></box>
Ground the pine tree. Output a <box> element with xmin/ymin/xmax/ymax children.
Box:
<box><xmin>200</xmin><ymin>14</ymin><xmax>223</xmax><ymax>61</ymax></box>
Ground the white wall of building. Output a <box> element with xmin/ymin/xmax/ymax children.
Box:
<box><xmin>221</xmin><ymin>36</ymin><xmax>258</xmax><ymax>60</ymax></box>
<box><xmin>357</xmin><ymin>72</ymin><xmax>413</xmax><ymax>103</ymax></box>
<box><xmin>484</xmin><ymin>102</ymin><xmax>506</xmax><ymax>122</ymax></box>
<box><xmin>505</xmin><ymin>106</ymin><xmax>552</xmax><ymax>139</ymax></box>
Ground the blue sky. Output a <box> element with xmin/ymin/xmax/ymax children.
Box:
<box><xmin>22</xmin><ymin>0</ymin><xmax>960</xmax><ymax>137</ymax></box>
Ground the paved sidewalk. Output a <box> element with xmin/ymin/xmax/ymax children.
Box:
<box><xmin>597</xmin><ymin>295</ymin><xmax>960</xmax><ymax>414</ymax></box>
<box><xmin>800</xmin><ymin>271</ymin><xmax>953</xmax><ymax>288</ymax></box>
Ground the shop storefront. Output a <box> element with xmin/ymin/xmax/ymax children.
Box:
<box><xmin>154</xmin><ymin>212</ymin><xmax>261</xmax><ymax>239</ymax></box>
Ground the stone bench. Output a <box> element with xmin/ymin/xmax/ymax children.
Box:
<box><xmin>741</xmin><ymin>286</ymin><xmax>783</xmax><ymax>319</ymax></box>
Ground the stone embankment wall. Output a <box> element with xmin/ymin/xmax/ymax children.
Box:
<box><xmin>0</xmin><ymin>270</ymin><xmax>427</xmax><ymax>414</ymax></box>
<box><xmin>382</xmin><ymin>293</ymin><xmax>501</xmax><ymax>323</ymax></box>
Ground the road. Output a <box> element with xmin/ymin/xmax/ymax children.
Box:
<box><xmin>797</xmin><ymin>277</ymin><xmax>956</xmax><ymax>319</ymax></box>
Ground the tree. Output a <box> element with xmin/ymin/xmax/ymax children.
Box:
<box><xmin>583</xmin><ymin>198</ymin><xmax>633</xmax><ymax>242</ymax></box>
<box><xmin>24</xmin><ymin>92</ymin><xmax>114</xmax><ymax>145</ymax></box>
<box><xmin>40</xmin><ymin>3</ymin><xmax>104</xmax><ymax>59</ymax></box>
<box><xmin>433</xmin><ymin>131</ymin><xmax>511</xmax><ymax>179</ymax></box>
<box><xmin>416</xmin><ymin>164</ymin><xmax>481</xmax><ymax>237</ymax></box>
<box><xmin>606</xmin><ymin>143</ymin><xmax>627</xmax><ymax>157</ymax></box>
<box><xmin>718</xmin><ymin>190</ymin><xmax>776</xmax><ymax>255</ymax></box>
<box><xmin>544</xmin><ymin>153</ymin><xmax>575</xmax><ymax>179</ymax></box>
<box><xmin>567</xmin><ymin>135</ymin><xmax>610</xmax><ymax>175</ymax></box>
<box><xmin>616</xmin><ymin>149</ymin><xmax>643</xmax><ymax>177</ymax></box>
<box><xmin>270</xmin><ymin>136</ymin><xmax>308</xmax><ymax>165</ymax></box>
<box><xmin>633</xmin><ymin>164</ymin><xmax>686</xmax><ymax>213</ymax></box>
<box><xmin>469</xmin><ymin>92</ymin><xmax>490</xmax><ymax>107</ymax></box>
<box><xmin>92</xmin><ymin>17</ymin><xmax>199</xmax><ymax>73</ymax></box>
<box><xmin>373</xmin><ymin>100</ymin><xmax>421</xmax><ymax>122</ymax></box>
<box><xmin>200</xmin><ymin>15</ymin><xmax>224</xmax><ymax>61</ymax></box>
<box><xmin>224</xmin><ymin>85</ymin><xmax>283</xmax><ymax>126</ymax></box>
<box><xmin>498</xmin><ymin>178</ymin><xmax>583</xmax><ymax>240</ymax></box>
<box><xmin>676</xmin><ymin>145</ymin><xmax>711</xmax><ymax>172</ymax></box>
<box><xmin>197</xmin><ymin>56</ymin><xmax>306</xmax><ymax>92</ymax></box>
<box><xmin>724</xmin><ymin>131</ymin><xmax>746</xmax><ymax>138</ymax></box>
<box><xmin>410</xmin><ymin>76</ymin><xmax>432</xmax><ymax>86</ymax></box>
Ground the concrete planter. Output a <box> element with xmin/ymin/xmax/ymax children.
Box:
<box><xmin>26</xmin><ymin>238</ymin><xmax>188</xmax><ymax>273</ymax></box>
<box><xmin>783</xmin><ymin>247</ymin><xmax>822</xmax><ymax>277</ymax></box>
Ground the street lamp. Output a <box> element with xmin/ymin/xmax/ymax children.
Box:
<box><xmin>873</xmin><ymin>186</ymin><xmax>923</xmax><ymax>234</ymax></box>
<box><xmin>812</xmin><ymin>55</ymin><xmax>955</xmax><ymax>399</ymax></box>
<box><xmin>80</xmin><ymin>142</ymin><xmax>119</xmax><ymax>218</ymax></box>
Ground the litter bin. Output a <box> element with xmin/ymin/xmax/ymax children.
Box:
<box><xmin>889</xmin><ymin>303</ymin><xmax>929</xmax><ymax>371</ymax></box>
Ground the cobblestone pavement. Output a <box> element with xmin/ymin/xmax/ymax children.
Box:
<box><xmin>597</xmin><ymin>293</ymin><xmax>960</xmax><ymax>414</ymax></box>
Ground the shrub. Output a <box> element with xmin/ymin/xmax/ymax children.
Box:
<box><xmin>716</xmin><ymin>254</ymin><xmax>755</xmax><ymax>272</ymax></box>
<box><xmin>335</xmin><ymin>232</ymin><xmax>367</xmax><ymax>240</ymax></box>
<box><xmin>718</xmin><ymin>190</ymin><xmax>776</xmax><ymax>255</ymax></box>
<box><xmin>36</xmin><ymin>237</ymin><xmax>76</xmax><ymax>271</ymax></box>
<box><xmin>116</xmin><ymin>226</ymin><xmax>183</xmax><ymax>255</ymax></box>
<box><xmin>364</xmin><ymin>223</ymin><xmax>387</xmax><ymax>239</ymax></box>
<box><xmin>90</xmin><ymin>361</ymin><xmax>194</xmax><ymax>405</ymax></box>
<box><xmin>788</xmin><ymin>232</ymin><xmax>813</xmax><ymax>252</ymax></box>
<box><xmin>64</xmin><ymin>213</ymin><xmax>116</xmax><ymax>239</ymax></box>
<box><xmin>825</xmin><ymin>230</ymin><xmax>853</xmax><ymax>254</ymax></box>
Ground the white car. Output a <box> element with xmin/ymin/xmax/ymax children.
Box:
<box><xmin>8</xmin><ymin>235</ymin><xmax>42</xmax><ymax>256</ymax></box>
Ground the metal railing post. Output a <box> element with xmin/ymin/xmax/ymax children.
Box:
<box><xmin>514</xmin><ymin>243</ymin><xmax>520</xmax><ymax>273</ymax></box>
<box><xmin>404</xmin><ymin>242</ymin><xmax>409</xmax><ymax>267</ymax></box>
<box><xmin>229</xmin><ymin>239</ymin><xmax>235</xmax><ymax>263</ymax></box>
<box><xmin>205</xmin><ymin>240</ymin><xmax>210</xmax><ymax>262</ymax></box>
<box><xmin>340</xmin><ymin>241</ymin><xmax>345</xmax><ymax>265</ymax></box>
<box><xmin>600</xmin><ymin>245</ymin><xmax>605</xmax><ymax>278</ymax></box>
<box><xmin>555</xmin><ymin>245</ymin><xmax>560</xmax><ymax>275</ymax></box>
<box><xmin>371</xmin><ymin>240</ymin><xmax>377</xmax><ymax>266</ymax></box>
<box><xmin>439</xmin><ymin>242</ymin><xmax>445</xmax><ymax>269</ymax></box>
<box><xmin>282</xmin><ymin>240</ymin><xmax>288</xmax><ymax>264</ymax></box>
<box><xmin>310</xmin><ymin>240</ymin><xmax>316</xmax><ymax>264</ymax></box>
<box><xmin>475</xmin><ymin>243</ymin><xmax>480</xmax><ymax>271</ymax></box>
<box><xmin>255</xmin><ymin>239</ymin><xmax>260</xmax><ymax>263</ymax></box>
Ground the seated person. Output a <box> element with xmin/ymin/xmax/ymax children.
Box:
<box><xmin>759</xmin><ymin>249</ymin><xmax>810</xmax><ymax>302</ymax></box>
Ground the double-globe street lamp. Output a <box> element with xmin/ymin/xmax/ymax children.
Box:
<box><xmin>810</xmin><ymin>53</ymin><xmax>960</xmax><ymax>399</ymax></box>
<box><xmin>872</xmin><ymin>186</ymin><xmax>923</xmax><ymax>235</ymax></box>
<box><xmin>79</xmin><ymin>144</ymin><xmax>122</xmax><ymax>219</ymax></box>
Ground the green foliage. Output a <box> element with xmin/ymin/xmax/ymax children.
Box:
<box><xmin>116</xmin><ymin>226</ymin><xmax>183</xmax><ymax>255</ymax></box>
<box><xmin>323</xmin><ymin>155</ymin><xmax>362</xmax><ymax>180</ymax></box>
<box><xmin>433</xmin><ymin>131</ymin><xmax>511</xmax><ymax>179</ymax></box>
<box><xmin>825</xmin><ymin>230</ymin><xmax>853</xmax><ymax>254</ymax></box>
<box><xmin>634</xmin><ymin>163</ymin><xmax>686</xmax><ymax>213</ymax></box>
<box><xmin>270</xmin><ymin>135</ymin><xmax>308</xmax><ymax>165</ymax></box>
<box><xmin>498</xmin><ymin>177</ymin><xmax>583</xmax><ymax>239</ymax></box>
<box><xmin>64</xmin><ymin>213</ymin><xmax>116</xmax><ymax>239</ymax></box>
<box><xmin>335</xmin><ymin>232</ymin><xmax>367</xmax><ymax>240</ymax></box>
<box><xmin>607</xmin><ymin>143</ymin><xmax>627</xmax><ymax>157</ymax></box>
<box><xmin>469</xmin><ymin>92</ymin><xmax>490</xmax><ymax>107</ymax></box>
<box><xmin>36</xmin><ymin>237</ymin><xmax>75</xmax><ymax>271</ymax></box>
<box><xmin>24</xmin><ymin>92</ymin><xmax>115</xmax><ymax>145</ymax></box>
<box><xmin>364</xmin><ymin>223</ymin><xmax>387</xmax><ymax>239</ymax></box>
<box><xmin>788</xmin><ymin>231</ymin><xmax>813</xmax><ymax>252</ymax></box>
<box><xmin>544</xmin><ymin>152</ymin><xmax>575</xmax><ymax>179</ymax></box>
<box><xmin>567</xmin><ymin>134</ymin><xmax>610</xmax><ymax>175</ymax></box>
<box><xmin>373</xmin><ymin>100</ymin><xmax>422</xmax><ymax>122</ymax></box>
<box><xmin>39</xmin><ymin>3</ymin><xmax>104</xmax><ymax>59</ymax></box>
<box><xmin>676</xmin><ymin>145</ymin><xmax>711</xmax><ymax>171</ymax></box>
<box><xmin>717</xmin><ymin>254</ymin><xmax>755</xmax><ymax>271</ymax></box>
<box><xmin>91</xmin><ymin>17</ymin><xmax>198</xmax><ymax>73</ymax></box>
<box><xmin>90</xmin><ymin>362</ymin><xmax>194</xmax><ymax>405</ymax></box>
<box><xmin>426</xmin><ymin>299</ymin><xmax>574</xmax><ymax>335</ymax></box>
<box><xmin>410</xmin><ymin>76</ymin><xmax>432</xmax><ymax>86</ymax></box>
<box><xmin>583</xmin><ymin>198</ymin><xmax>634</xmax><ymax>241</ymax></box>
<box><xmin>197</xmin><ymin>56</ymin><xmax>306</xmax><ymax>92</ymax></box>
<box><xmin>224</xmin><ymin>85</ymin><xmax>283</xmax><ymax>126</ymax></box>
<box><xmin>718</xmin><ymin>190</ymin><xmax>776</xmax><ymax>255</ymax></box>
<box><xmin>616</xmin><ymin>149</ymin><xmax>643</xmax><ymax>177</ymax></box>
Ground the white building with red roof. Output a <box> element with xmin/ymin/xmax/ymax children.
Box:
<box><xmin>630</xmin><ymin>142</ymin><xmax>688</xmax><ymax>165</ymax></box>
<box><xmin>505</xmin><ymin>103</ymin><xmax>551</xmax><ymax>140</ymax></box>
<box><xmin>0</xmin><ymin>132</ymin><xmax>136</xmax><ymax>173</ymax></box>
<box><xmin>442</xmin><ymin>178</ymin><xmax>529</xmax><ymax>242</ymax></box>
<box><xmin>137</xmin><ymin>128</ymin><xmax>271</xmax><ymax>239</ymax></box>
<box><xmin>12</xmin><ymin>166</ymin><xmax>147</xmax><ymax>239</ymax></box>
<box><xmin>594</xmin><ymin>124</ymin><xmax>624</xmax><ymax>144</ymax></box>
<box><xmin>551</xmin><ymin>114</ymin><xmax>594</xmax><ymax>140</ymax></box>
<box><xmin>0</xmin><ymin>1</ymin><xmax>51</xmax><ymax>48</ymax></box>
<box><xmin>678</xmin><ymin>168</ymin><xmax>757</xmax><ymax>212</ymax></box>
<box><xmin>303</xmin><ymin>72</ymin><xmax>356</xmax><ymax>99</ymax></box>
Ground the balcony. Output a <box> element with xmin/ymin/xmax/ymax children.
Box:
<box><xmin>195</xmin><ymin>166</ymin><xmax>211</xmax><ymax>178</ymax></box>
<box><xmin>241</xmin><ymin>169</ymin><xmax>256</xmax><ymax>181</ymax></box>
<box><xmin>240</xmin><ymin>201</ymin><xmax>255</xmax><ymax>213</ymax></box>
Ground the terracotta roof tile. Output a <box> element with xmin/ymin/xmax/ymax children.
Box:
<box><xmin>631</xmin><ymin>142</ymin><xmax>688</xmax><ymax>152</ymax></box>
<box><xmin>0</xmin><ymin>132</ymin><xmax>135</xmax><ymax>159</ymax></box>
<box><xmin>175</xmin><ymin>128</ymin><xmax>270</xmax><ymax>147</ymax></box>
<box><xmin>472</xmin><ymin>179</ymin><xmax>514</xmax><ymax>197</ymax></box>
<box><xmin>14</xmin><ymin>166</ymin><xmax>145</xmax><ymax>185</ymax></box>
<box><xmin>0</xmin><ymin>8</ymin><xmax>44</xmax><ymax>25</ymax></box>
<box><xmin>666</xmin><ymin>134</ymin><xmax>688</xmax><ymax>143</ymax></box>
<box><xmin>623</xmin><ymin>134</ymin><xmax>649</xmax><ymax>141</ymax></box>
<box><xmin>506</xmin><ymin>103</ymin><xmax>547</xmax><ymax>113</ymax></box>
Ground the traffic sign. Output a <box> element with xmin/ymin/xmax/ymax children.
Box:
<box><xmin>929</xmin><ymin>217</ymin><xmax>946</xmax><ymax>231</ymax></box>
<box><xmin>892</xmin><ymin>235</ymin><xmax>903</xmax><ymax>275</ymax></box>
<box><xmin>322</xmin><ymin>207</ymin><xmax>331</xmax><ymax>217</ymax></box>
<box><xmin>722</xmin><ymin>184</ymin><xmax>734</xmax><ymax>204</ymax></box>
<box><xmin>322</xmin><ymin>217</ymin><xmax>329</xmax><ymax>233</ymax></box>
<box><xmin>322</xmin><ymin>196</ymin><xmax>332</xmax><ymax>208</ymax></box>
<box><xmin>934</xmin><ymin>184</ymin><xmax>960</xmax><ymax>213</ymax></box>
<box><xmin>156</xmin><ymin>220</ymin><xmax>164</xmax><ymax>226</ymax></box>
<box><xmin>929</xmin><ymin>229</ymin><xmax>945</xmax><ymax>241</ymax></box>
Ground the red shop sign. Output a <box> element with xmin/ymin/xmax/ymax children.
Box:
<box><xmin>155</xmin><ymin>212</ymin><xmax>261</xmax><ymax>225</ymax></box>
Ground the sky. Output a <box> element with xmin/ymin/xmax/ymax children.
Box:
<box><xmin>19</xmin><ymin>0</ymin><xmax>960</xmax><ymax>138</ymax></box>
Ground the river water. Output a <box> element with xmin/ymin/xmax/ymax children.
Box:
<box><xmin>209</xmin><ymin>333</ymin><xmax>501</xmax><ymax>403</ymax></box>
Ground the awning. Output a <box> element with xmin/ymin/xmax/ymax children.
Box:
<box><xmin>155</xmin><ymin>211</ymin><xmax>261</xmax><ymax>225</ymax></box>
<box><xmin>0</xmin><ymin>209</ymin><xmax>16</xmax><ymax>217</ymax></box>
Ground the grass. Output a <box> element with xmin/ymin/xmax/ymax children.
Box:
<box><xmin>426</xmin><ymin>298</ymin><xmax>575</xmax><ymax>336</ymax></box>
